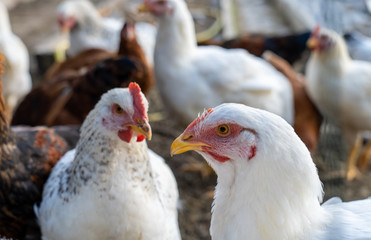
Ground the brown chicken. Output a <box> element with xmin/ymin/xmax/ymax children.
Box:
<box><xmin>0</xmin><ymin>53</ymin><xmax>69</xmax><ymax>239</ymax></box>
<box><xmin>200</xmin><ymin>31</ymin><xmax>311</xmax><ymax>65</ymax></box>
<box><xmin>262</xmin><ymin>50</ymin><xmax>322</xmax><ymax>153</ymax></box>
<box><xmin>43</xmin><ymin>48</ymin><xmax>116</xmax><ymax>83</ymax></box>
<box><xmin>12</xmin><ymin>21</ymin><xmax>154</xmax><ymax>126</ymax></box>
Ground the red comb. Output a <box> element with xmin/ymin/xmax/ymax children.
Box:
<box><xmin>187</xmin><ymin>108</ymin><xmax>214</xmax><ymax>130</ymax></box>
<box><xmin>129</xmin><ymin>82</ymin><xmax>146</xmax><ymax>119</ymax></box>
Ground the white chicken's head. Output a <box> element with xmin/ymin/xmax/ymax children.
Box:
<box><xmin>307</xmin><ymin>25</ymin><xmax>347</xmax><ymax>54</ymax></box>
<box><xmin>57</xmin><ymin>0</ymin><xmax>99</xmax><ymax>33</ymax></box>
<box><xmin>171</xmin><ymin>103</ymin><xmax>322</xmax><ymax>200</ymax></box>
<box><xmin>87</xmin><ymin>82</ymin><xmax>151</xmax><ymax>143</ymax></box>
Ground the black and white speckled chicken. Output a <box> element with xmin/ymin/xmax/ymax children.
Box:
<box><xmin>0</xmin><ymin>53</ymin><xmax>69</xmax><ymax>239</ymax></box>
<box><xmin>12</xmin><ymin>22</ymin><xmax>154</xmax><ymax>127</ymax></box>
<box><xmin>36</xmin><ymin>83</ymin><xmax>180</xmax><ymax>240</ymax></box>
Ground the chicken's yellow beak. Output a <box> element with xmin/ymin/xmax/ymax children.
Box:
<box><xmin>306</xmin><ymin>37</ymin><xmax>318</xmax><ymax>49</ymax></box>
<box><xmin>125</xmin><ymin>119</ymin><xmax>152</xmax><ymax>140</ymax></box>
<box><xmin>137</xmin><ymin>3</ymin><xmax>150</xmax><ymax>12</ymax></box>
<box><xmin>170</xmin><ymin>134</ymin><xmax>211</xmax><ymax>156</ymax></box>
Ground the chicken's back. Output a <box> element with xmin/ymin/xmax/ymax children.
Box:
<box><xmin>308</xmin><ymin>198</ymin><xmax>371</xmax><ymax>240</ymax></box>
<box><xmin>155</xmin><ymin>45</ymin><xmax>294</xmax><ymax>125</ymax></box>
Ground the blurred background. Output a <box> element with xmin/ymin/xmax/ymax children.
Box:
<box><xmin>3</xmin><ymin>0</ymin><xmax>371</xmax><ymax>239</ymax></box>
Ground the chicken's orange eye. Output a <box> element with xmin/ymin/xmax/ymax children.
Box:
<box><xmin>216</xmin><ymin>124</ymin><xmax>230</xmax><ymax>136</ymax></box>
<box><xmin>114</xmin><ymin>104</ymin><xmax>124</xmax><ymax>114</ymax></box>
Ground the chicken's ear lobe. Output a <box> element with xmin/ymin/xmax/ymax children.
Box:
<box><xmin>129</xmin><ymin>82</ymin><xmax>147</xmax><ymax>119</ymax></box>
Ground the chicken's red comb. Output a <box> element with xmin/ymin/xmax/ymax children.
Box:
<box><xmin>129</xmin><ymin>82</ymin><xmax>147</xmax><ymax>119</ymax></box>
<box><xmin>187</xmin><ymin>108</ymin><xmax>214</xmax><ymax>129</ymax></box>
<box><xmin>312</xmin><ymin>25</ymin><xmax>320</xmax><ymax>37</ymax></box>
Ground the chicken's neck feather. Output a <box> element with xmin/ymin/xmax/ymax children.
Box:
<box><xmin>208</xmin><ymin>147</ymin><xmax>330</xmax><ymax>239</ymax></box>
<box><xmin>154</xmin><ymin>1</ymin><xmax>197</xmax><ymax>61</ymax></box>
<box><xmin>0</xmin><ymin>3</ymin><xmax>11</xmax><ymax>36</ymax></box>
<box><xmin>62</xmin><ymin>110</ymin><xmax>156</xmax><ymax>197</ymax></box>
<box><xmin>73</xmin><ymin>8</ymin><xmax>103</xmax><ymax>35</ymax></box>
<box><xmin>312</xmin><ymin>36</ymin><xmax>351</xmax><ymax>73</ymax></box>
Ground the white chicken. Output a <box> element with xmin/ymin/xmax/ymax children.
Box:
<box><xmin>57</xmin><ymin>0</ymin><xmax>157</xmax><ymax>65</ymax></box>
<box><xmin>36</xmin><ymin>83</ymin><xmax>181</xmax><ymax>240</ymax></box>
<box><xmin>305</xmin><ymin>26</ymin><xmax>371</xmax><ymax>180</ymax></box>
<box><xmin>138</xmin><ymin>0</ymin><xmax>294</xmax><ymax>126</ymax></box>
<box><xmin>0</xmin><ymin>1</ymin><xmax>31</xmax><ymax>120</ymax></box>
<box><xmin>171</xmin><ymin>103</ymin><xmax>371</xmax><ymax>240</ymax></box>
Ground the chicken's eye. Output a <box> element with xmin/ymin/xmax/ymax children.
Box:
<box><xmin>114</xmin><ymin>104</ymin><xmax>124</xmax><ymax>114</ymax></box>
<box><xmin>216</xmin><ymin>124</ymin><xmax>230</xmax><ymax>136</ymax></box>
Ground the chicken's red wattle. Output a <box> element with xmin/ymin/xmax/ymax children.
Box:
<box><xmin>118</xmin><ymin>128</ymin><xmax>145</xmax><ymax>143</ymax></box>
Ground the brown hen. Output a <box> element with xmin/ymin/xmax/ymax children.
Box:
<box><xmin>12</xmin><ymin>21</ymin><xmax>154</xmax><ymax>126</ymax></box>
<box><xmin>200</xmin><ymin>31</ymin><xmax>311</xmax><ymax>65</ymax></box>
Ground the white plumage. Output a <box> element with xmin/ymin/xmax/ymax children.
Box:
<box><xmin>57</xmin><ymin>0</ymin><xmax>157</xmax><ymax>65</ymax></box>
<box><xmin>171</xmin><ymin>103</ymin><xmax>371</xmax><ymax>240</ymax></box>
<box><xmin>0</xmin><ymin>1</ymin><xmax>31</xmax><ymax>117</ymax></box>
<box><xmin>305</xmin><ymin>26</ymin><xmax>371</xmax><ymax>180</ymax></box>
<box><xmin>36</xmin><ymin>84</ymin><xmax>180</xmax><ymax>240</ymax></box>
<box><xmin>141</xmin><ymin>0</ymin><xmax>294</xmax><ymax>126</ymax></box>
<box><xmin>219</xmin><ymin>0</ymin><xmax>316</xmax><ymax>39</ymax></box>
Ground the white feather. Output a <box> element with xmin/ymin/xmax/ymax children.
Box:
<box><xmin>0</xmin><ymin>1</ymin><xmax>32</xmax><ymax>114</ymax></box>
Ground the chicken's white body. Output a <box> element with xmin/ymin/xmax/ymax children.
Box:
<box><xmin>36</xmin><ymin>88</ymin><xmax>180</xmax><ymax>240</ymax></box>
<box><xmin>57</xmin><ymin>0</ymin><xmax>156</xmax><ymax>65</ymax></box>
<box><xmin>306</xmin><ymin>28</ymin><xmax>371</xmax><ymax>143</ymax></box>
<box><xmin>152</xmin><ymin>0</ymin><xmax>294</xmax><ymax>126</ymax></box>
<box><xmin>0</xmin><ymin>2</ymin><xmax>31</xmax><ymax>115</ymax></box>
<box><xmin>173</xmin><ymin>103</ymin><xmax>371</xmax><ymax>239</ymax></box>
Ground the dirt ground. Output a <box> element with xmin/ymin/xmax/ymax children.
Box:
<box><xmin>7</xmin><ymin>0</ymin><xmax>371</xmax><ymax>239</ymax></box>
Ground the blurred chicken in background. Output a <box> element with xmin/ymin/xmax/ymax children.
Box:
<box><xmin>220</xmin><ymin>0</ymin><xmax>316</xmax><ymax>39</ymax></box>
<box><xmin>0</xmin><ymin>1</ymin><xmax>32</xmax><ymax>122</ymax></box>
<box><xmin>306</xmin><ymin>26</ymin><xmax>371</xmax><ymax>180</ymax></box>
<box><xmin>0</xmin><ymin>52</ymin><xmax>69</xmax><ymax>240</ymax></box>
<box><xmin>139</xmin><ymin>0</ymin><xmax>294</xmax><ymax>127</ymax></box>
<box><xmin>12</xmin><ymin>22</ymin><xmax>154</xmax><ymax>127</ymax></box>
<box><xmin>57</xmin><ymin>0</ymin><xmax>157</xmax><ymax>65</ymax></box>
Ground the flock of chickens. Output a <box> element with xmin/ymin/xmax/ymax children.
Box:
<box><xmin>1</xmin><ymin>0</ymin><xmax>371</xmax><ymax>239</ymax></box>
